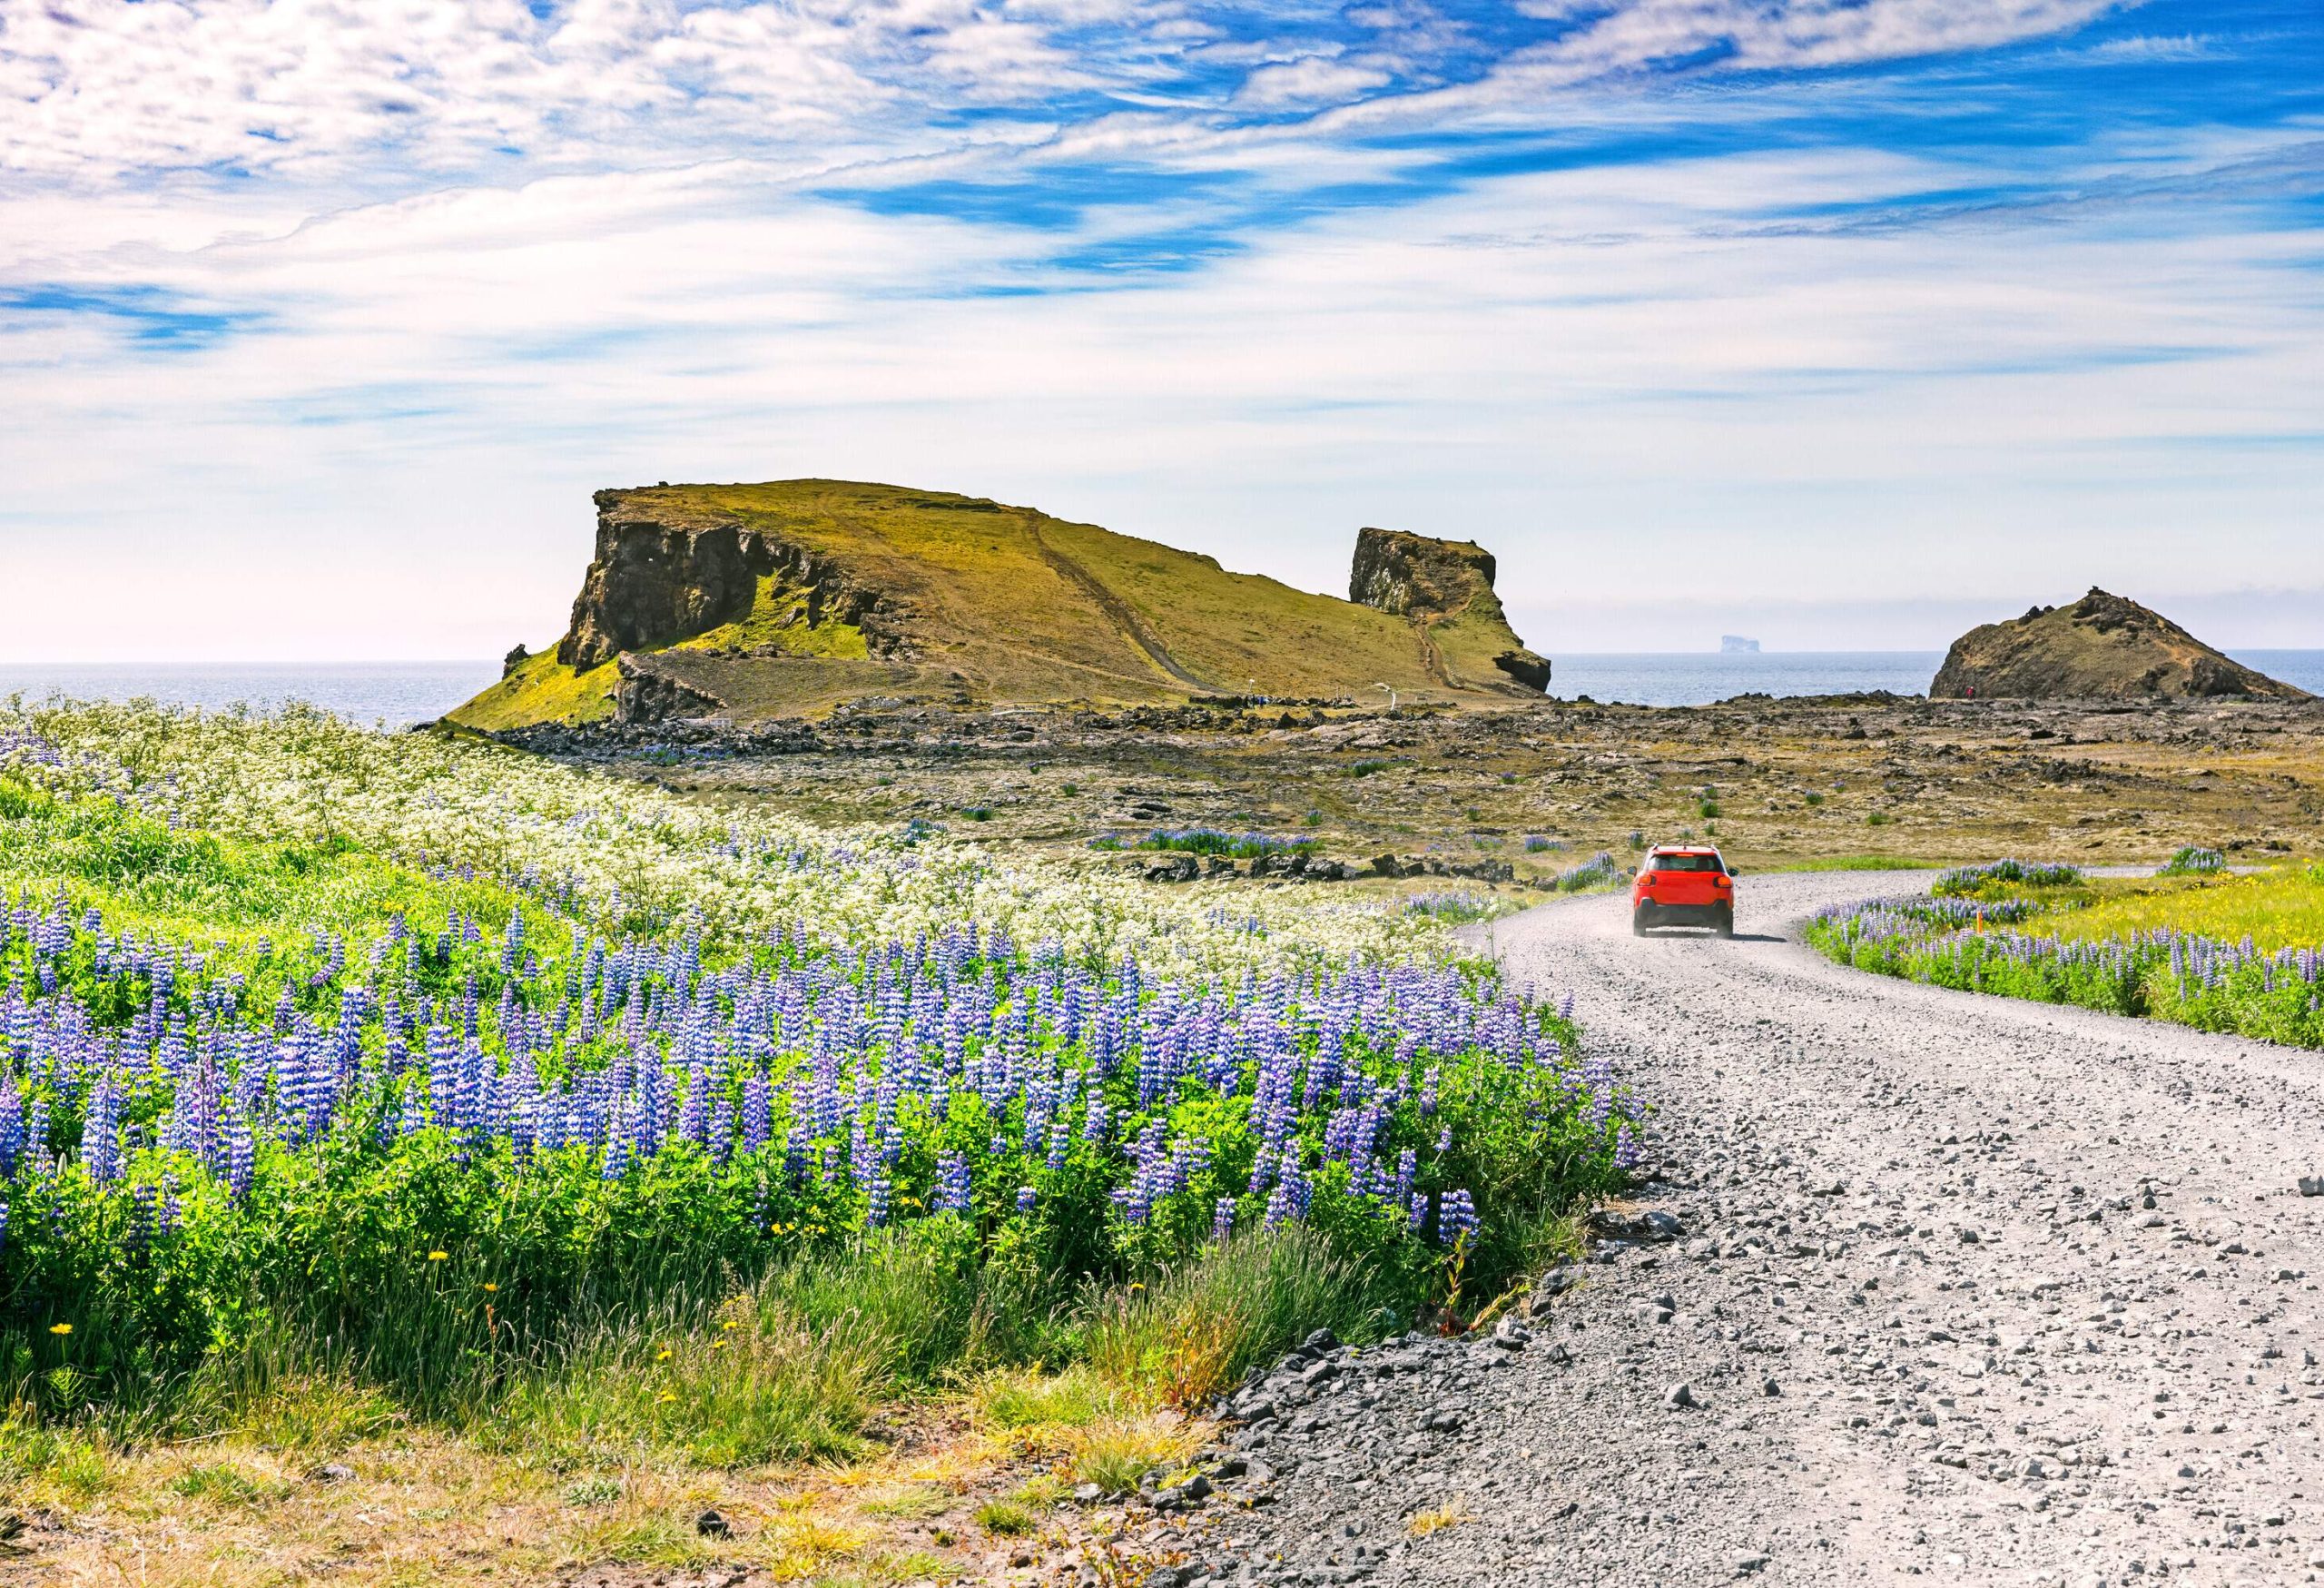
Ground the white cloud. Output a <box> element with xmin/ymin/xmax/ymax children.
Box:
<box><xmin>0</xmin><ymin>0</ymin><xmax>2140</xmax><ymax>183</ymax></box>
<box><xmin>1235</xmin><ymin>57</ymin><xmax>1393</xmax><ymax>109</ymax></box>
<box><xmin>2082</xmin><ymin>33</ymin><xmax>2213</xmax><ymax>61</ymax></box>
<box><xmin>1502</xmin><ymin>0</ymin><xmax>2132</xmax><ymax>75</ymax></box>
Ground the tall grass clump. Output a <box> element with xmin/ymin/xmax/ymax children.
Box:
<box><xmin>1088</xmin><ymin>1228</ymin><xmax>1390</xmax><ymax>1410</ymax></box>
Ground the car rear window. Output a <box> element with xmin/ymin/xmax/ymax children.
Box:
<box><xmin>1650</xmin><ymin>853</ymin><xmax>1724</xmax><ymax>872</ymax></box>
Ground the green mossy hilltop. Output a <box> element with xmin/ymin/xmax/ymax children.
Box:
<box><xmin>448</xmin><ymin>480</ymin><xmax>1550</xmax><ymax>728</ymax></box>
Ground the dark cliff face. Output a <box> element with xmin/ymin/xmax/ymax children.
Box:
<box><xmin>1349</xmin><ymin>527</ymin><xmax>1496</xmax><ymax>617</ymax></box>
<box><xmin>1349</xmin><ymin>527</ymin><xmax>1551</xmax><ymax>693</ymax></box>
<box><xmin>557</xmin><ymin>490</ymin><xmax>891</xmax><ymax>671</ymax></box>
<box><xmin>557</xmin><ymin>502</ymin><xmax>760</xmax><ymax>670</ymax></box>
<box><xmin>1930</xmin><ymin>587</ymin><xmax>2309</xmax><ymax>701</ymax></box>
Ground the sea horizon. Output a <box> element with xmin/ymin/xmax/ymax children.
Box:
<box><xmin>4</xmin><ymin>649</ymin><xmax>2320</xmax><ymax>723</ymax></box>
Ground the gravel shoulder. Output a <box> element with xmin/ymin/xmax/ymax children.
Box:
<box><xmin>1205</xmin><ymin>871</ymin><xmax>2324</xmax><ymax>1587</ymax></box>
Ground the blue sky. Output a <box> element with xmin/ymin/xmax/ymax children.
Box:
<box><xmin>1</xmin><ymin>0</ymin><xmax>2319</xmax><ymax>660</ymax></box>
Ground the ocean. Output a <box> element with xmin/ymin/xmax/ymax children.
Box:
<box><xmin>2</xmin><ymin>652</ymin><xmax>2319</xmax><ymax>724</ymax></box>
<box><xmin>0</xmin><ymin>662</ymin><xmax>503</xmax><ymax>729</ymax></box>
<box><xmin>1547</xmin><ymin>649</ymin><xmax>2324</xmax><ymax>708</ymax></box>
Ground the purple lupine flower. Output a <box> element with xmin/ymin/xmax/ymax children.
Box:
<box><xmin>933</xmin><ymin>1152</ymin><xmax>972</xmax><ymax>1215</ymax></box>
<box><xmin>1016</xmin><ymin>1185</ymin><xmax>1037</xmax><ymax>1214</ymax></box>
<box><xmin>1437</xmin><ymin>1189</ymin><xmax>1479</xmax><ymax>1248</ymax></box>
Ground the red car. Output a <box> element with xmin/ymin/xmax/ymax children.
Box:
<box><xmin>1631</xmin><ymin>844</ymin><xmax>1737</xmax><ymax>936</ymax></box>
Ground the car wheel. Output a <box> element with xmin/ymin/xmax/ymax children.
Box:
<box><xmin>1715</xmin><ymin>904</ymin><xmax>1734</xmax><ymax>938</ymax></box>
<box><xmin>1631</xmin><ymin>909</ymin><xmax>1650</xmax><ymax>937</ymax></box>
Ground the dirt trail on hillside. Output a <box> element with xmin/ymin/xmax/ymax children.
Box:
<box><xmin>1210</xmin><ymin>873</ymin><xmax>2324</xmax><ymax>1587</ymax></box>
<box><xmin>1022</xmin><ymin>517</ymin><xmax>1218</xmax><ymax>693</ymax></box>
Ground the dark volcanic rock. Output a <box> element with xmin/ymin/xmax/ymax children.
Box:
<box><xmin>1349</xmin><ymin>526</ymin><xmax>1502</xmax><ymax>619</ymax></box>
<box><xmin>1931</xmin><ymin>588</ymin><xmax>2308</xmax><ymax>702</ymax></box>
<box><xmin>558</xmin><ymin>490</ymin><xmax>889</xmax><ymax>672</ymax></box>
<box><xmin>615</xmin><ymin>654</ymin><xmax>730</xmax><ymax>724</ymax></box>
<box><xmin>1348</xmin><ymin>527</ymin><xmax>1551</xmax><ymax>695</ymax></box>
<box><xmin>560</xmin><ymin>503</ymin><xmax>763</xmax><ymax>669</ymax></box>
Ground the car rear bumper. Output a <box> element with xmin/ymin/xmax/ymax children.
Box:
<box><xmin>1635</xmin><ymin>902</ymin><xmax>1731</xmax><ymax>926</ymax></box>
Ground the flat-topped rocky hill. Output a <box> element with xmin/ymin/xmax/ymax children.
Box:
<box><xmin>1932</xmin><ymin>587</ymin><xmax>2308</xmax><ymax>701</ymax></box>
<box><xmin>449</xmin><ymin>480</ymin><xmax>1551</xmax><ymax>729</ymax></box>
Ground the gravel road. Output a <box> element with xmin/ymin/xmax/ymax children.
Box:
<box><xmin>1194</xmin><ymin>870</ymin><xmax>2324</xmax><ymax>1588</ymax></box>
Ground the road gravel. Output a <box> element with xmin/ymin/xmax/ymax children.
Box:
<box><xmin>1200</xmin><ymin>870</ymin><xmax>2324</xmax><ymax>1587</ymax></box>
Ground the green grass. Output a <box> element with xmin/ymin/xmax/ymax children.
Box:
<box><xmin>169</xmin><ymin>1462</ymin><xmax>285</xmax><ymax>1507</ymax></box>
<box><xmin>448</xmin><ymin>650</ymin><xmax>619</xmax><ymax>732</ymax></box>
<box><xmin>1087</xmin><ymin>1226</ymin><xmax>1396</xmax><ymax>1411</ymax></box>
<box><xmin>973</xmin><ymin>1500</ymin><xmax>1035</xmax><ymax>1537</ymax></box>
<box><xmin>1807</xmin><ymin>862</ymin><xmax>2324</xmax><ymax>1048</ymax></box>
<box><xmin>1777</xmin><ymin>853</ymin><xmax>1932</xmax><ymax>873</ymax></box>
<box><xmin>974</xmin><ymin>1367</ymin><xmax>1116</xmax><ymax>1432</ymax></box>
<box><xmin>2053</xmin><ymin>866</ymin><xmax>2324</xmax><ymax>953</ymax></box>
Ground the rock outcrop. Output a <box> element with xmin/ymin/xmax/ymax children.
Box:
<box><xmin>559</xmin><ymin>491</ymin><xmax>892</xmax><ymax>670</ymax></box>
<box><xmin>1931</xmin><ymin>588</ymin><xmax>2308</xmax><ymax>701</ymax></box>
<box><xmin>1349</xmin><ymin>527</ymin><xmax>1551</xmax><ymax>693</ymax></box>
<box><xmin>1350</xmin><ymin>527</ymin><xmax>1499</xmax><ymax>618</ymax></box>
<box><xmin>453</xmin><ymin>480</ymin><xmax>1556</xmax><ymax>731</ymax></box>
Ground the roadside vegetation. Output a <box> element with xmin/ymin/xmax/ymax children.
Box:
<box><xmin>0</xmin><ymin>703</ymin><xmax>1633</xmax><ymax>1583</ymax></box>
<box><xmin>1807</xmin><ymin>858</ymin><xmax>2324</xmax><ymax>1048</ymax></box>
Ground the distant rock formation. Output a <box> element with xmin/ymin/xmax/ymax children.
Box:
<box><xmin>1720</xmin><ymin>636</ymin><xmax>1760</xmax><ymax>654</ymax></box>
<box><xmin>1349</xmin><ymin>527</ymin><xmax>1551</xmax><ymax>692</ymax></box>
<box><xmin>449</xmin><ymin>481</ymin><xmax>1555</xmax><ymax>731</ymax></box>
<box><xmin>1931</xmin><ymin>588</ymin><xmax>2309</xmax><ymax>701</ymax></box>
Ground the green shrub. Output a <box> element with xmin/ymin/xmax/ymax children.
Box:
<box><xmin>975</xmin><ymin>1500</ymin><xmax>1035</xmax><ymax>1536</ymax></box>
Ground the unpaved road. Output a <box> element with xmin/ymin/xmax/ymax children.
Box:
<box><xmin>1213</xmin><ymin>871</ymin><xmax>2324</xmax><ymax>1587</ymax></box>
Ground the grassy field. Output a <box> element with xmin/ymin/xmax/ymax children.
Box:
<box><xmin>1806</xmin><ymin>859</ymin><xmax>2324</xmax><ymax>1047</ymax></box>
<box><xmin>0</xmin><ymin>703</ymin><xmax>1625</xmax><ymax>1586</ymax></box>
<box><xmin>2048</xmin><ymin>864</ymin><xmax>2324</xmax><ymax>952</ymax></box>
